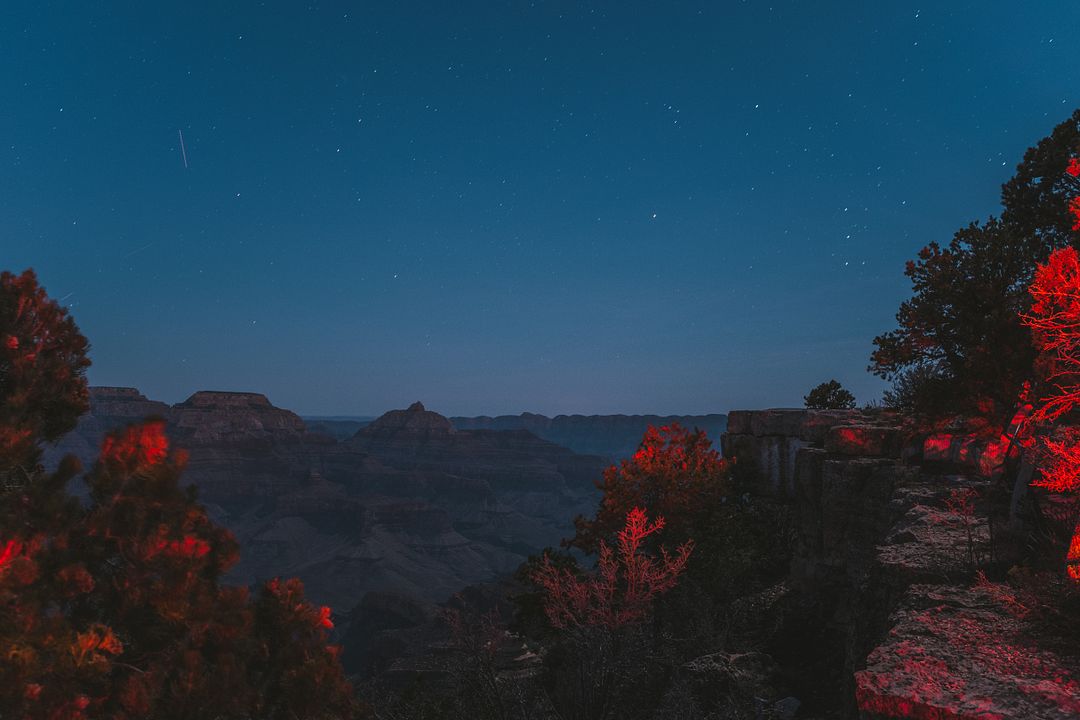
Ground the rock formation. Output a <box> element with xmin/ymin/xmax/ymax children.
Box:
<box><xmin>450</xmin><ymin>411</ymin><xmax>728</xmax><ymax>459</ymax></box>
<box><xmin>44</xmin><ymin>390</ymin><xmax>609</xmax><ymax>616</ymax></box>
<box><xmin>724</xmin><ymin>408</ymin><xmax>1080</xmax><ymax>719</ymax></box>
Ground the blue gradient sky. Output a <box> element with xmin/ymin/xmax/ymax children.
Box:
<box><xmin>3</xmin><ymin>1</ymin><xmax>1078</xmax><ymax>416</ymax></box>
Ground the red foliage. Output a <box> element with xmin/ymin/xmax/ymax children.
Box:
<box><xmin>0</xmin><ymin>538</ymin><xmax>21</xmax><ymax>572</ymax></box>
<box><xmin>100</xmin><ymin>420</ymin><xmax>170</xmax><ymax>469</ymax></box>
<box><xmin>0</xmin><ymin>421</ymin><xmax>357</xmax><ymax>719</ymax></box>
<box><xmin>1022</xmin><ymin>246</ymin><xmax>1080</xmax><ymax>427</ymax></box>
<box><xmin>572</xmin><ymin>423</ymin><xmax>729</xmax><ymax>553</ymax></box>
<box><xmin>1033</xmin><ymin>428</ymin><xmax>1080</xmax><ymax>493</ymax></box>
<box><xmin>1021</xmin><ymin>156</ymin><xmax>1080</xmax><ymax>584</ymax></box>
<box><xmin>1067</xmin><ymin>525</ymin><xmax>1080</xmax><ymax>581</ymax></box>
<box><xmin>534</xmin><ymin>507</ymin><xmax>692</xmax><ymax>630</ymax></box>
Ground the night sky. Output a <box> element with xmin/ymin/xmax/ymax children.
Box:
<box><xmin>4</xmin><ymin>2</ymin><xmax>1079</xmax><ymax>417</ymax></box>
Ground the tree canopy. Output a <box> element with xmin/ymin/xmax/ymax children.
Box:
<box><xmin>870</xmin><ymin>109</ymin><xmax>1080</xmax><ymax>424</ymax></box>
<box><xmin>0</xmin><ymin>269</ymin><xmax>358</xmax><ymax>719</ymax></box>
<box><xmin>569</xmin><ymin>423</ymin><xmax>730</xmax><ymax>554</ymax></box>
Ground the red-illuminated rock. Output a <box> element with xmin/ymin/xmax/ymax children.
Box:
<box><xmin>922</xmin><ymin>433</ymin><xmax>1010</xmax><ymax>480</ymax></box>
<box><xmin>826</xmin><ymin>425</ymin><xmax>905</xmax><ymax>457</ymax></box>
<box><xmin>855</xmin><ymin>584</ymin><xmax>1080</xmax><ymax>720</ymax></box>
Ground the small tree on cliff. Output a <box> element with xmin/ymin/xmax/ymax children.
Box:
<box><xmin>804</xmin><ymin>379</ymin><xmax>856</xmax><ymax>410</ymax></box>
<box><xmin>0</xmin><ymin>269</ymin><xmax>90</xmax><ymax>476</ymax></box>
<box><xmin>532</xmin><ymin>508</ymin><xmax>692</xmax><ymax>720</ymax></box>
<box><xmin>535</xmin><ymin>508</ymin><xmax>692</xmax><ymax>631</ymax></box>
<box><xmin>569</xmin><ymin>424</ymin><xmax>730</xmax><ymax>554</ymax></box>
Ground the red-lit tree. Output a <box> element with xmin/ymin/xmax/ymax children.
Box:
<box><xmin>534</xmin><ymin>507</ymin><xmax>692</xmax><ymax>631</ymax></box>
<box><xmin>570</xmin><ymin>424</ymin><xmax>730</xmax><ymax>554</ymax></box>
<box><xmin>0</xmin><ymin>420</ymin><xmax>358</xmax><ymax>719</ymax></box>
<box><xmin>0</xmin><ymin>270</ymin><xmax>357</xmax><ymax>718</ymax></box>
<box><xmin>532</xmin><ymin>508</ymin><xmax>692</xmax><ymax>720</ymax></box>
<box><xmin>1020</xmin><ymin>154</ymin><xmax>1080</xmax><ymax>582</ymax></box>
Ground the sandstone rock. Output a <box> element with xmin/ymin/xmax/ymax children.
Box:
<box><xmin>674</xmin><ymin>651</ymin><xmax>779</xmax><ymax>713</ymax></box>
<box><xmin>825</xmin><ymin>425</ymin><xmax>905</xmax><ymax>458</ymax></box>
<box><xmin>877</xmin><ymin>478</ymin><xmax>991</xmax><ymax>584</ymax></box>
<box><xmin>750</xmin><ymin>409</ymin><xmax>809</xmax><ymax>437</ymax></box>
<box><xmin>359</xmin><ymin>401</ymin><xmax>456</xmax><ymax>437</ymax></box>
<box><xmin>923</xmin><ymin>433</ymin><xmax>1010</xmax><ymax>480</ymax></box>
<box><xmin>722</xmin><ymin>432</ymin><xmax>809</xmax><ymax>496</ymax></box>
<box><xmin>799</xmin><ymin>410</ymin><xmax>867</xmax><ymax>444</ymax></box>
<box><xmin>725</xmin><ymin>410</ymin><xmax>754</xmax><ymax>435</ymax></box>
<box><xmin>87</xmin><ymin>386</ymin><xmax>171</xmax><ymax>417</ymax></box>
<box><xmin>818</xmin><ymin>459</ymin><xmax>916</xmax><ymax>574</ymax></box>
<box><xmin>728</xmin><ymin>408</ymin><xmax>865</xmax><ymax>442</ymax></box>
<box><xmin>855</xmin><ymin>584</ymin><xmax>1080</xmax><ymax>720</ymax></box>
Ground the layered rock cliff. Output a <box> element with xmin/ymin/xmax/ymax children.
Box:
<box><xmin>724</xmin><ymin>409</ymin><xmax>1080</xmax><ymax>719</ymax></box>
<box><xmin>450</xmin><ymin>411</ymin><xmax>728</xmax><ymax>459</ymax></box>
<box><xmin>45</xmin><ymin>389</ymin><xmax>608</xmax><ymax>613</ymax></box>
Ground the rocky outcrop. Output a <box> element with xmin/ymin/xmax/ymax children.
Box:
<box><xmin>722</xmin><ymin>408</ymin><xmax>901</xmax><ymax>497</ymax></box>
<box><xmin>856</xmin><ymin>584</ymin><xmax>1080</xmax><ymax>720</ymax></box>
<box><xmin>450</xmin><ymin>412</ymin><xmax>728</xmax><ymax>460</ymax></box>
<box><xmin>724</xmin><ymin>409</ymin><xmax>1080</xmax><ymax>719</ymax></box>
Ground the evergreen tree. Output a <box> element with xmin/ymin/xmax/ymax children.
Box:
<box><xmin>0</xmin><ymin>268</ymin><xmax>358</xmax><ymax>719</ymax></box>
<box><xmin>871</xmin><ymin>109</ymin><xmax>1080</xmax><ymax>424</ymax></box>
<box><xmin>0</xmin><ymin>269</ymin><xmax>90</xmax><ymax>476</ymax></box>
<box><xmin>804</xmin><ymin>380</ymin><xmax>856</xmax><ymax>410</ymax></box>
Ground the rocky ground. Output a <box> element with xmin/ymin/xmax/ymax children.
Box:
<box><xmin>726</xmin><ymin>409</ymin><xmax>1080</xmax><ymax>719</ymax></box>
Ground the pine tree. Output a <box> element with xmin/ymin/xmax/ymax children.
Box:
<box><xmin>0</xmin><ymin>269</ymin><xmax>90</xmax><ymax>477</ymax></box>
<box><xmin>0</xmin><ymin>268</ymin><xmax>358</xmax><ymax>718</ymax></box>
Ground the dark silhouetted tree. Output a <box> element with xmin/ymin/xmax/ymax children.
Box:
<box><xmin>804</xmin><ymin>379</ymin><xmax>856</xmax><ymax>409</ymax></box>
<box><xmin>870</xmin><ymin>218</ymin><xmax>1040</xmax><ymax>424</ymax></box>
<box><xmin>871</xmin><ymin>109</ymin><xmax>1080</xmax><ymax>424</ymax></box>
<box><xmin>1002</xmin><ymin>108</ymin><xmax>1080</xmax><ymax>249</ymax></box>
<box><xmin>0</xmin><ymin>269</ymin><xmax>90</xmax><ymax>476</ymax></box>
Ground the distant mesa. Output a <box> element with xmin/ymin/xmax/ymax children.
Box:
<box><xmin>177</xmin><ymin>390</ymin><xmax>274</xmax><ymax>408</ymax></box>
<box><xmin>87</xmin><ymin>386</ymin><xmax>170</xmax><ymax>418</ymax></box>
<box><xmin>356</xmin><ymin>401</ymin><xmax>456</xmax><ymax>437</ymax></box>
<box><xmin>450</xmin><ymin>411</ymin><xmax>728</xmax><ymax>460</ymax></box>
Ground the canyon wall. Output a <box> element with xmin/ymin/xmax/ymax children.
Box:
<box><xmin>45</xmin><ymin>389</ymin><xmax>608</xmax><ymax>616</ymax></box>
<box><xmin>450</xmin><ymin>412</ymin><xmax>728</xmax><ymax>459</ymax></box>
<box><xmin>724</xmin><ymin>409</ymin><xmax>1080</xmax><ymax>719</ymax></box>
